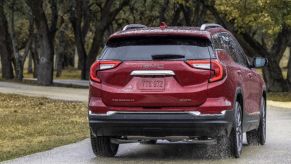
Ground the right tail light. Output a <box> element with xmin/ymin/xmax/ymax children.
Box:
<box><xmin>186</xmin><ymin>59</ymin><xmax>226</xmax><ymax>82</ymax></box>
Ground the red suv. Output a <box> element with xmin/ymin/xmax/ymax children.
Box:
<box><xmin>88</xmin><ymin>23</ymin><xmax>267</xmax><ymax>158</ymax></box>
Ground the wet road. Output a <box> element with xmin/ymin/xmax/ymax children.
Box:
<box><xmin>3</xmin><ymin>105</ymin><xmax>291</xmax><ymax>164</ymax></box>
<box><xmin>0</xmin><ymin>81</ymin><xmax>88</xmax><ymax>101</ymax></box>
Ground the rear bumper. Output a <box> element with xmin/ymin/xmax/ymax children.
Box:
<box><xmin>89</xmin><ymin>110</ymin><xmax>234</xmax><ymax>137</ymax></box>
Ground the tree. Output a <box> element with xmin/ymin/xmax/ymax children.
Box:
<box><xmin>0</xmin><ymin>0</ymin><xmax>14</xmax><ymax>79</ymax></box>
<box><xmin>70</xmin><ymin>0</ymin><xmax>129</xmax><ymax>80</ymax></box>
<box><xmin>55</xmin><ymin>21</ymin><xmax>75</xmax><ymax>77</ymax></box>
<box><xmin>69</xmin><ymin>0</ymin><xmax>89</xmax><ymax>79</ymax></box>
<box><xmin>202</xmin><ymin>0</ymin><xmax>291</xmax><ymax>91</ymax></box>
<box><xmin>287</xmin><ymin>47</ymin><xmax>291</xmax><ymax>85</ymax></box>
<box><xmin>25</xmin><ymin>0</ymin><xmax>58</xmax><ymax>85</ymax></box>
<box><xmin>7</xmin><ymin>0</ymin><xmax>34</xmax><ymax>80</ymax></box>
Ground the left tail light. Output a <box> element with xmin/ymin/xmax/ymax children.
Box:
<box><xmin>90</xmin><ymin>60</ymin><xmax>121</xmax><ymax>83</ymax></box>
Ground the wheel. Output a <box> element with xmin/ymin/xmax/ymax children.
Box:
<box><xmin>140</xmin><ymin>140</ymin><xmax>157</xmax><ymax>144</ymax></box>
<box><xmin>90</xmin><ymin>130</ymin><xmax>119</xmax><ymax>157</ymax></box>
<box><xmin>230</xmin><ymin>101</ymin><xmax>243</xmax><ymax>158</ymax></box>
<box><xmin>247</xmin><ymin>97</ymin><xmax>266</xmax><ymax>145</ymax></box>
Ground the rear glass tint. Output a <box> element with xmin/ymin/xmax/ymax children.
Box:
<box><xmin>101</xmin><ymin>36</ymin><xmax>215</xmax><ymax>61</ymax></box>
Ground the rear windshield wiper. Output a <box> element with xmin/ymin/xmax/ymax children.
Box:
<box><xmin>151</xmin><ymin>54</ymin><xmax>185</xmax><ymax>60</ymax></box>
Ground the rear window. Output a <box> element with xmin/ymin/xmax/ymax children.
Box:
<box><xmin>100</xmin><ymin>36</ymin><xmax>215</xmax><ymax>61</ymax></box>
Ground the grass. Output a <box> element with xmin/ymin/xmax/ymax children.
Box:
<box><xmin>267</xmin><ymin>92</ymin><xmax>291</xmax><ymax>102</ymax></box>
<box><xmin>0</xmin><ymin>93</ymin><xmax>88</xmax><ymax>162</ymax></box>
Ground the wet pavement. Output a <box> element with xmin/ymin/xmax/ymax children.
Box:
<box><xmin>0</xmin><ymin>81</ymin><xmax>88</xmax><ymax>101</ymax></box>
<box><xmin>2</xmin><ymin>106</ymin><xmax>291</xmax><ymax>164</ymax></box>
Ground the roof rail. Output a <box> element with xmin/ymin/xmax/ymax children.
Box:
<box><xmin>200</xmin><ymin>23</ymin><xmax>222</xmax><ymax>31</ymax></box>
<box><xmin>122</xmin><ymin>24</ymin><xmax>147</xmax><ymax>31</ymax></box>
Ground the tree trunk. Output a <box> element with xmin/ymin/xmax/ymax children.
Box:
<box><xmin>26</xmin><ymin>0</ymin><xmax>54</xmax><ymax>85</ymax></box>
<box><xmin>55</xmin><ymin>52</ymin><xmax>64</xmax><ymax>77</ymax></box>
<box><xmin>9</xmin><ymin>0</ymin><xmax>33</xmax><ymax>81</ymax></box>
<box><xmin>30</xmin><ymin>39</ymin><xmax>39</xmax><ymax>78</ymax></box>
<box><xmin>0</xmin><ymin>1</ymin><xmax>14</xmax><ymax>79</ymax></box>
<box><xmin>287</xmin><ymin>47</ymin><xmax>291</xmax><ymax>87</ymax></box>
<box><xmin>159</xmin><ymin>0</ymin><xmax>169</xmax><ymax>22</ymax></box>
<box><xmin>18</xmin><ymin>17</ymin><xmax>34</xmax><ymax>80</ymax></box>
<box><xmin>9</xmin><ymin>0</ymin><xmax>22</xmax><ymax>80</ymax></box>
<box><xmin>181</xmin><ymin>1</ymin><xmax>193</xmax><ymax>26</ymax></box>
<box><xmin>70</xmin><ymin>0</ymin><xmax>88</xmax><ymax>80</ymax></box>
<box><xmin>55</xmin><ymin>30</ymin><xmax>65</xmax><ymax>77</ymax></box>
<box><xmin>28</xmin><ymin>53</ymin><xmax>33</xmax><ymax>73</ymax></box>
<box><xmin>171</xmin><ymin>3</ymin><xmax>182</xmax><ymax>26</ymax></box>
<box><xmin>192</xmin><ymin>1</ymin><xmax>206</xmax><ymax>26</ymax></box>
<box><xmin>263</xmin><ymin>56</ymin><xmax>288</xmax><ymax>92</ymax></box>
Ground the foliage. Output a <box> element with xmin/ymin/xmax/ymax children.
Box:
<box><xmin>216</xmin><ymin>0</ymin><xmax>291</xmax><ymax>48</ymax></box>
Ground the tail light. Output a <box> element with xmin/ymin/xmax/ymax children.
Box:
<box><xmin>186</xmin><ymin>59</ymin><xmax>225</xmax><ymax>82</ymax></box>
<box><xmin>90</xmin><ymin>60</ymin><xmax>121</xmax><ymax>83</ymax></box>
<box><xmin>209</xmin><ymin>60</ymin><xmax>225</xmax><ymax>82</ymax></box>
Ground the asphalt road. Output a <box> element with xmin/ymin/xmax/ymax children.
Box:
<box><xmin>0</xmin><ymin>81</ymin><xmax>88</xmax><ymax>101</ymax></box>
<box><xmin>1</xmin><ymin>82</ymin><xmax>291</xmax><ymax>164</ymax></box>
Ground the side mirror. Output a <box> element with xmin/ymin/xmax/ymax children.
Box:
<box><xmin>252</xmin><ymin>57</ymin><xmax>268</xmax><ymax>68</ymax></box>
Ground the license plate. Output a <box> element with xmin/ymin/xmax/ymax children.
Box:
<box><xmin>138</xmin><ymin>78</ymin><xmax>165</xmax><ymax>91</ymax></box>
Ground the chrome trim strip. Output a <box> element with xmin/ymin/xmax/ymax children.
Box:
<box><xmin>89</xmin><ymin>110</ymin><xmax>227</xmax><ymax>117</ymax></box>
<box><xmin>130</xmin><ymin>70</ymin><xmax>175</xmax><ymax>76</ymax></box>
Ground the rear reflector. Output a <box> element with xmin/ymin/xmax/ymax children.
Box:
<box><xmin>186</xmin><ymin>59</ymin><xmax>225</xmax><ymax>82</ymax></box>
<box><xmin>90</xmin><ymin>60</ymin><xmax>121</xmax><ymax>83</ymax></box>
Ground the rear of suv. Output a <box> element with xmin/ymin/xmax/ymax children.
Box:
<box><xmin>88</xmin><ymin>23</ymin><xmax>267</xmax><ymax>158</ymax></box>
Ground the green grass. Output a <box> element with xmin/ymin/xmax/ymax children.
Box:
<box><xmin>0</xmin><ymin>93</ymin><xmax>88</xmax><ymax>162</ymax></box>
<box><xmin>268</xmin><ymin>92</ymin><xmax>291</xmax><ymax>102</ymax></box>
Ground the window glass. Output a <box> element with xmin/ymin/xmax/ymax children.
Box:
<box><xmin>212</xmin><ymin>34</ymin><xmax>222</xmax><ymax>49</ymax></box>
<box><xmin>218</xmin><ymin>33</ymin><xmax>240</xmax><ymax>63</ymax></box>
<box><xmin>216</xmin><ymin>33</ymin><xmax>248</xmax><ymax>67</ymax></box>
<box><xmin>226</xmin><ymin>33</ymin><xmax>250</xmax><ymax>66</ymax></box>
<box><xmin>101</xmin><ymin>36</ymin><xmax>215</xmax><ymax>61</ymax></box>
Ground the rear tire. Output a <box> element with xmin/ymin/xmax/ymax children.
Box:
<box><xmin>258</xmin><ymin>97</ymin><xmax>267</xmax><ymax>145</ymax></box>
<box><xmin>246</xmin><ymin>97</ymin><xmax>266</xmax><ymax>145</ymax></box>
<box><xmin>90</xmin><ymin>131</ymin><xmax>119</xmax><ymax>157</ymax></box>
<box><xmin>230</xmin><ymin>101</ymin><xmax>243</xmax><ymax>158</ymax></box>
